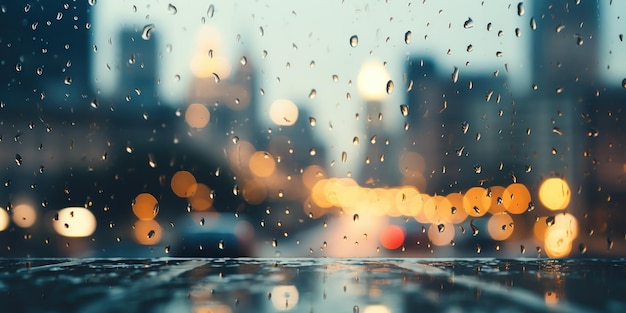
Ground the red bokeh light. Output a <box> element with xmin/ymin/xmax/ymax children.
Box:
<box><xmin>380</xmin><ymin>225</ymin><xmax>405</xmax><ymax>250</ymax></box>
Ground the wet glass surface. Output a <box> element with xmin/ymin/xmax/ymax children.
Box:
<box><xmin>1</xmin><ymin>258</ymin><xmax>625</xmax><ymax>313</ymax></box>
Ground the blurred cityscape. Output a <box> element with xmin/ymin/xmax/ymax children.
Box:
<box><xmin>0</xmin><ymin>0</ymin><xmax>624</xmax><ymax>258</ymax></box>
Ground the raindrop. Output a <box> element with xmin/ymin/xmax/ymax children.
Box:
<box><xmin>451</xmin><ymin>67</ymin><xmax>459</xmax><ymax>83</ymax></box>
<box><xmin>164</xmin><ymin>246</ymin><xmax>170</xmax><ymax>254</ymax></box>
<box><xmin>461</xmin><ymin>121</ymin><xmax>469</xmax><ymax>134</ymax></box>
<box><xmin>463</xmin><ymin>17</ymin><xmax>474</xmax><ymax>29</ymax></box>
<box><xmin>64</xmin><ymin>77</ymin><xmax>72</xmax><ymax>85</ymax></box>
<box><xmin>218</xmin><ymin>240</ymin><xmax>225</xmax><ymax>250</ymax></box>
<box><xmin>309</xmin><ymin>89</ymin><xmax>317</xmax><ymax>99</ymax></box>
<box><xmin>473</xmin><ymin>164</ymin><xmax>482</xmax><ymax>174</ymax></box>
<box><xmin>341</xmin><ymin>151</ymin><xmax>347</xmax><ymax>163</ymax></box>
<box><xmin>200</xmin><ymin>217</ymin><xmax>205</xmax><ymax>226</ymax></box>
<box><xmin>622</xmin><ymin>79</ymin><xmax>626</xmax><ymax>88</ymax></box>
<box><xmin>15</xmin><ymin>63</ymin><xmax>22</xmax><ymax>72</ymax></box>
<box><xmin>259</xmin><ymin>26</ymin><xmax>264</xmax><ymax>36</ymax></box>
<box><xmin>607</xmin><ymin>237</ymin><xmax>614</xmax><ymax>250</ymax></box>
<box><xmin>141</xmin><ymin>24</ymin><xmax>155</xmax><ymax>40</ymax></box>
<box><xmin>520</xmin><ymin>245</ymin><xmax>526</xmax><ymax>254</ymax></box>
<box><xmin>167</xmin><ymin>3</ymin><xmax>177</xmax><ymax>14</ymax></box>
<box><xmin>240</xmin><ymin>56</ymin><xmax>247</xmax><ymax>65</ymax></box>
<box><xmin>353</xmin><ymin>214</ymin><xmax>359</xmax><ymax>222</ymax></box>
<box><xmin>272</xmin><ymin>238</ymin><xmax>278</xmax><ymax>247</ymax></box>
<box><xmin>400</xmin><ymin>104</ymin><xmax>409</xmax><ymax>117</ymax></box>
<box><xmin>332</xmin><ymin>74</ymin><xmax>339</xmax><ymax>82</ymax></box>
<box><xmin>309</xmin><ymin>117</ymin><xmax>317</xmax><ymax>126</ymax></box>
<box><xmin>349</xmin><ymin>35</ymin><xmax>359</xmax><ymax>47</ymax></box>
<box><xmin>309</xmin><ymin>148</ymin><xmax>317</xmax><ymax>156</ymax></box>
<box><xmin>88</xmin><ymin>0</ymin><xmax>97</xmax><ymax>6</ymax></box>
<box><xmin>148</xmin><ymin>154</ymin><xmax>157</xmax><ymax>168</ymax></box>
<box><xmin>530</xmin><ymin>17</ymin><xmax>537</xmax><ymax>30</ymax></box>
<box><xmin>147</xmin><ymin>230</ymin><xmax>155</xmax><ymax>239</ymax></box>
<box><xmin>437</xmin><ymin>224</ymin><xmax>445</xmax><ymax>233</ymax></box>
<box><xmin>515</xmin><ymin>28</ymin><xmax>521</xmax><ymax>37</ymax></box>
<box><xmin>546</xmin><ymin>215</ymin><xmax>555</xmax><ymax>227</ymax></box>
<box><xmin>207</xmin><ymin>4</ymin><xmax>215</xmax><ymax>18</ymax></box>
<box><xmin>353</xmin><ymin>305</ymin><xmax>360</xmax><ymax>313</ymax></box>
<box><xmin>386</xmin><ymin>80</ymin><xmax>394</xmax><ymax>94</ymax></box>
<box><xmin>353</xmin><ymin>137</ymin><xmax>359</xmax><ymax>145</ymax></box>
<box><xmin>404</xmin><ymin>31</ymin><xmax>412</xmax><ymax>44</ymax></box>
<box><xmin>517</xmin><ymin>2</ymin><xmax>525</xmax><ymax>16</ymax></box>
<box><xmin>579</xmin><ymin>243</ymin><xmax>587</xmax><ymax>254</ymax></box>
<box><xmin>15</xmin><ymin>154</ymin><xmax>22</xmax><ymax>166</ymax></box>
<box><xmin>212</xmin><ymin>73</ymin><xmax>220</xmax><ymax>83</ymax></box>
<box><xmin>233</xmin><ymin>184</ymin><xmax>240</xmax><ymax>196</ymax></box>
<box><xmin>556</xmin><ymin>24</ymin><xmax>565</xmax><ymax>33</ymax></box>
<box><xmin>470</xmin><ymin>219</ymin><xmax>479</xmax><ymax>236</ymax></box>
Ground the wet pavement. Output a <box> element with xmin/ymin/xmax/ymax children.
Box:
<box><xmin>1</xmin><ymin>258</ymin><xmax>625</xmax><ymax>313</ymax></box>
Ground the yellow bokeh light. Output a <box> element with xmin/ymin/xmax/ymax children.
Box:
<box><xmin>487</xmin><ymin>213</ymin><xmax>514</xmax><ymax>241</ymax></box>
<box><xmin>463</xmin><ymin>187</ymin><xmax>491</xmax><ymax>217</ymax></box>
<box><xmin>52</xmin><ymin>207</ymin><xmax>97</xmax><ymax>237</ymax></box>
<box><xmin>188</xmin><ymin>183</ymin><xmax>214</xmax><ymax>211</ymax></box>
<box><xmin>190</xmin><ymin>53</ymin><xmax>232</xmax><ymax>79</ymax></box>
<box><xmin>0</xmin><ymin>208</ymin><xmax>9</xmax><ymax>231</ymax></box>
<box><xmin>357</xmin><ymin>60</ymin><xmax>391</xmax><ymax>101</ymax></box>
<box><xmin>171</xmin><ymin>170</ymin><xmax>197</xmax><ymax>198</ymax></box>
<box><xmin>428</xmin><ymin>222</ymin><xmax>455</xmax><ymax>246</ymax></box>
<box><xmin>363</xmin><ymin>305</ymin><xmax>392</xmax><ymax>313</ymax></box>
<box><xmin>446</xmin><ymin>192</ymin><xmax>468</xmax><ymax>224</ymax></box>
<box><xmin>12</xmin><ymin>204</ymin><xmax>37</xmax><ymax>228</ymax></box>
<box><xmin>544</xmin><ymin>228</ymin><xmax>573</xmax><ymax>258</ymax></box>
<box><xmin>269</xmin><ymin>99</ymin><xmax>299</xmax><ymax>126</ymax></box>
<box><xmin>538</xmin><ymin>178</ymin><xmax>571</xmax><ymax>211</ymax></box>
<box><xmin>249</xmin><ymin>151</ymin><xmax>276</xmax><ymax>178</ymax></box>
<box><xmin>133</xmin><ymin>219</ymin><xmax>163</xmax><ymax>245</ymax></box>
<box><xmin>414</xmin><ymin>194</ymin><xmax>431</xmax><ymax>223</ymax></box>
<box><xmin>185</xmin><ymin>103</ymin><xmax>210</xmax><ymax>129</ymax></box>
<box><xmin>311</xmin><ymin>179</ymin><xmax>333</xmax><ymax>209</ymax></box>
<box><xmin>423</xmin><ymin>196</ymin><xmax>453</xmax><ymax>224</ymax></box>
<box><xmin>502</xmin><ymin>183</ymin><xmax>531</xmax><ymax>214</ymax></box>
<box><xmin>395</xmin><ymin>186</ymin><xmax>420</xmax><ymax>216</ymax></box>
<box><xmin>132</xmin><ymin>193</ymin><xmax>159</xmax><ymax>220</ymax></box>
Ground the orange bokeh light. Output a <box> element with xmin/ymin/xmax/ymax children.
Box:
<box><xmin>133</xmin><ymin>219</ymin><xmax>163</xmax><ymax>245</ymax></box>
<box><xmin>463</xmin><ymin>187</ymin><xmax>491</xmax><ymax>217</ymax></box>
<box><xmin>188</xmin><ymin>183</ymin><xmax>214</xmax><ymax>211</ymax></box>
<box><xmin>249</xmin><ymin>151</ymin><xmax>276</xmax><ymax>178</ymax></box>
<box><xmin>502</xmin><ymin>183</ymin><xmax>531</xmax><ymax>214</ymax></box>
<box><xmin>487</xmin><ymin>186</ymin><xmax>507</xmax><ymax>214</ymax></box>
<box><xmin>132</xmin><ymin>193</ymin><xmax>159</xmax><ymax>220</ymax></box>
<box><xmin>171</xmin><ymin>170</ymin><xmax>197</xmax><ymax>198</ymax></box>
<box><xmin>185</xmin><ymin>103</ymin><xmax>210</xmax><ymax>129</ymax></box>
<box><xmin>487</xmin><ymin>213</ymin><xmax>514</xmax><ymax>241</ymax></box>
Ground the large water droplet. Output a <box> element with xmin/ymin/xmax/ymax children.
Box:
<box><xmin>207</xmin><ymin>4</ymin><xmax>215</xmax><ymax>18</ymax></box>
<box><xmin>167</xmin><ymin>3</ymin><xmax>177</xmax><ymax>14</ymax></box>
<box><xmin>142</xmin><ymin>24</ymin><xmax>155</xmax><ymax>40</ymax></box>
<box><xmin>349</xmin><ymin>35</ymin><xmax>359</xmax><ymax>47</ymax></box>
<box><xmin>530</xmin><ymin>17</ymin><xmax>537</xmax><ymax>30</ymax></box>
<box><xmin>517</xmin><ymin>2</ymin><xmax>525</xmax><ymax>16</ymax></box>
<box><xmin>353</xmin><ymin>214</ymin><xmax>359</xmax><ymax>222</ymax></box>
<box><xmin>404</xmin><ymin>31</ymin><xmax>412</xmax><ymax>44</ymax></box>
<box><xmin>386</xmin><ymin>80</ymin><xmax>394</xmax><ymax>94</ymax></box>
<box><xmin>400</xmin><ymin>104</ymin><xmax>409</xmax><ymax>117</ymax></box>
<box><xmin>464</xmin><ymin>17</ymin><xmax>474</xmax><ymax>29</ymax></box>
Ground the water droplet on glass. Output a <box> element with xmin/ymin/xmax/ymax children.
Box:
<box><xmin>546</xmin><ymin>215</ymin><xmax>555</xmax><ymax>227</ymax></box>
<box><xmin>579</xmin><ymin>243</ymin><xmax>587</xmax><ymax>254</ymax></box>
<box><xmin>353</xmin><ymin>305</ymin><xmax>360</xmax><ymax>313</ymax></box>
<box><xmin>147</xmin><ymin>230</ymin><xmax>155</xmax><ymax>239</ymax></box>
<box><xmin>464</xmin><ymin>17</ymin><xmax>474</xmax><ymax>29</ymax></box>
<box><xmin>349</xmin><ymin>35</ymin><xmax>359</xmax><ymax>47</ymax></box>
<box><xmin>272</xmin><ymin>239</ymin><xmax>278</xmax><ymax>247</ymax></box>
<box><xmin>451</xmin><ymin>66</ymin><xmax>459</xmax><ymax>83</ymax></box>
<box><xmin>400</xmin><ymin>104</ymin><xmax>409</xmax><ymax>117</ymax></box>
<box><xmin>15</xmin><ymin>154</ymin><xmax>22</xmax><ymax>166</ymax></box>
<box><xmin>88</xmin><ymin>0</ymin><xmax>97</xmax><ymax>6</ymax></box>
<box><xmin>437</xmin><ymin>224</ymin><xmax>445</xmax><ymax>233</ymax></box>
<box><xmin>64</xmin><ymin>77</ymin><xmax>72</xmax><ymax>85</ymax></box>
<box><xmin>240</xmin><ymin>56</ymin><xmax>247</xmax><ymax>65</ymax></box>
<box><xmin>332</xmin><ymin>74</ymin><xmax>339</xmax><ymax>82</ymax></box>
<box><xmin>212</xmin><ymin>73</ymin><xmax>220</xmax><ymax>83</ymax></box>
<box><xmin>470</xmin><ymin>219</ymin><xmax>479</xmax><ymax>236</ymax></box>
<box><xmin>148</xmin><ymin>153</ymin><xmax>157</xmax><ymax>168</ymax></box>
<box><xmin>218</xmin><ymin>240</ymin><xmax>225</xmax><ymax>250</ymax></box>
<box><xmin>530</xmin><ymin>17</ymin><xmax>537</xmax><ymax>30</ymax></box>
<box><xmin>517</xmin><ymin>2</ymin><xmax>525</xmax><ymax>16</ymax></box>
<box><xmin>167</xmin><ymin>3</ymin><xmax>177</xmax><ymax>14</ymax></box>
<box><xmin>164</xmin><ymin>246</ymin><xmax>170</xmax><ymax>254</ymax></box>
<box><xmin>386</xmin><ymin>80</ymin><xmax>394</xmax><ymax>94</ymax></box>
<box><xmin>309</xmin><ymin>89</ymin><xmax>317</xmax><ymax>99</ymax></box>
<box><xmin>141</xmin><ymin>24</ymin><xmax>155</xmax><ymax>40</ymax></box>
<box><xmin>461</xmin><ymin>121</ymin><xmax>469</xmax><ymax>134</ymax></box>
<box><xmin>341</xmin><ymin>151</ymin><xmax>347</xmax><ymax>163</ymax></box>
<box><xmin>309</xmin><ymin>117</ymin><xmax>317</xmax><ymax>126</ymax></box>
<box><xmin>353</xmin><ymin>214</ymin><xmax>359</xmax><ymax>222</ymax></box>
<box><xmin>404</xmin><ymin>31</ymin><xmax>412</xmax><ymax>44</ymax></box>
<box><xmin>473</xmin><ymin>164</ymin><xmax>482</xmax><ymax>174</ymax></box>
<box><xmin>207</xmin><ymin>4</ymin><xmax>215</xmax><ymax>18</ymax></box>
<box><xmin>233</xmin><ymin>184</ymin><xmax>240</xmax><ymax>196</ymax></box>
<box><xmin>622</xmin><ymin>78</ymin><xmax>626</xmax><ymax>88</ymax></box>
<box><xmin>520</xmin><ymin>245</ymin><xmax>526</xmax><ymax>254</ymax></box>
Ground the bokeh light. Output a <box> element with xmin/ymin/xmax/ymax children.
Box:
<box><xmin>502</xmin><ymin>183</ymin><xmax>531</xmax><ymax>214</ymax></box>
<box><xmin>132</xmin><ymin>193</ymin><xmax>159</xmax><ymax>220</ymax></box>
<box><xmin>269</xmin><ymin>99</ymin><xmax>299</xmax><ymax>126</ymax></box>
<box><xmin>12</xmin><ymin>204</ymin><xmax>37</xmax><ymax>228</ymax></box>
<box><xmin>463</xmin><ymin>187</ymin><xmax>490</xmax><ymax>217</ymax></box>
<box><xmin>0</xmin><ymin>208</ymin><xmax>9</xmax><ymax>231</ymax></box>
<box><xmin>171</xmin><ymin>170</ymin><xmax>198</xmax><ymax>198</ymax></box>
<box><xmin>428</xmin><ymin>222</ymin><xmax>455</xmax><ymax>246</ymax></box>
<box><xmin>487</xmin><ymin>186</ymin><xmax>507</xmax><ymax>214</ymax></box>
<box><xmin>133</xmin><ymin>219</ymin><xmax>163</xmax><ymax>245</ymax></box>
<box><xmin>544</xmin><ymin>228</ymin><xmax>573</xmax><ymax>258</ymax></box>
<box><xmin>538</xmin><ymin>178</ymin><xmax>571</xmax><ymax>211</ymax></box>
<box><xmin>185</xmin><ymin>103</ymin><xmax>210</xmax><ymax>129</ymax></box>
<box><xmin>270</xmin><ymin>285</ymin><xmax>299</xmax><ymax>311</ymax></box>
<box><xmin>446</xmin><ymin>192</ymin><xmax>468</xmax><ymax>224</ymax></box>
<box><xmin>302</xmin><ymin>165</ymin><xmax>327</xmax><ymax>190</ymax></box>
<box><xmin>357</xmin><ymin>60</ymin><xmax>391</xmax><ymax>101</ymax></box>
<box><xmin>380</xmin><ymin>225</ymin><xmax>405</xmax><ymax>250</ymax></box>
<box><xmin>241</xmin><ymin>179</ymin><xmax>267</xmax><ymax>205</ymax></box>
<box><xmin>249</xmin><ymin>151</ymin><xmax>276</xmax><ymax>178</ymax></box>
<box><xmin>188</xmin><ymin>183</ymin><xmax>214</xmax><ymax>211</ymax></box>
<box><xmin>487</xmin><ymin>213</ymin><xmax>514</xmax><ymax>241</ymax></box>
<box><xmin>52</xmin><ymin>207</ymin><xmax>97</xmax><ymax>237</ymax></box>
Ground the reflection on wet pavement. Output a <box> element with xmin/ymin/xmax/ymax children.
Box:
<box><xmin>1</xmin><ymin>258</ymin><xmax>624</xmax><ymax>313</ymax></box>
